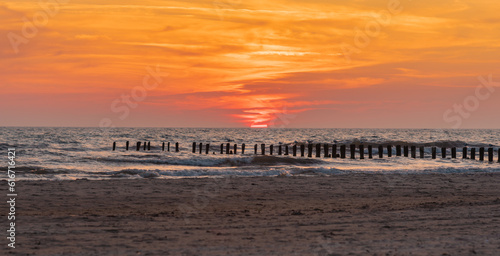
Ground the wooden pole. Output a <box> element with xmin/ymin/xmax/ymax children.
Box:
<box><xmin>368</xmin><ymin>145</ymin><xmax>373</xmax><ymax>159</ymax></box>
<box><xmin>340</xmin><ymin>145</ymin><xmax>346</xmax><ymax>159</ymax></box>
<box><xmin>126</xmin><ymin>141</ymin><xmax>129</xmax><ymax>151</ymax></box>
<box><xmin>162</xmin><ymin>142</ymin><xmax>165</xmax><ymax>152</ymax></box>
<box><xmin>404</xmin><ymin>146</ymin><xmax>409</xmax><ymax>157</ymax></box>
<box><xmin>324</xmin><ymin>144</ymin><xmax>329</xmax><ymax>158</ymax></box>
<box><xmin>420</xmin><ymin>146</ymin><xmax>424</xmax><ymax>159</ymax></box>
<box><xmin>206</xmin><ymin>144</ymin><xmax>210</xmax><ymax>154</ymax></box>
<box><xmin>234</xmin><ymin>144</ymin><xmax>237</xmax><ymax>155</ymax></box>
<box><xmin>175</xmin><ymin>142</ymin><xmax>179</xmax><ymax>152</ymax></box>
<box><xmin>332</xmin><ymin>145</ymin><xmax>337</xmax><ymax>158</ymax></box>
<box><xmin>396</xmin><ymin>145</ymin><xmax>402</xmax><ymax>156</ymax></box>
<box><xmin>350</xmin><ymin>144</ymin><xmax>355</xmax><ymax>159</ymax></box>
<box><xmin>387</xmin><ymin>145</ymin><xmax>392</xmax><ymax>157</ymax></box>
<box><xmin>226</xmin><ymin>143</ymin><xmax>230</xmax><ymax>155</ymax></box>
<box><xmin>463</xmin><ymin>147</ymin><xmax>467</xmax><ymax>159</ymax></box>
<box><xmin>199</xmin><ymin>143</ymin><xmax>203</xmax><ymax>154</ymax></box>
<box><xmin>451</xmin><ymin>147</ymin><xmax>457</xmax><ymax>159</ymax></box>
<box><xmin>300</xmin><ymin>144</ymin><xmax>305</xmax><ymax>157</ymax></box>
<box><xmin>137</xmin><ymin>142</ymin><xmax>141</xmax><ymax>151</ymax></box>
<box><xmin>432</xmin><ymin>147</ymin><xmax>436</xmax><ymax>159</ymax></box>
<box><xmin>270</xmin><ymin>145</ymin><xmax>274</xmax><ymax>155</ymax></box>
<box><xmin>220</xmin><ymin>144</ymin><xmax>224</xmax><ymax>154</ymax></box>
<box><xmin>488</xmin><ymin>148</ymin><xmax>493</xmax><ymax>162</ymax></box>
<box><xmin>471</xmin><ymin>148</ymin><xmax>476</xmax><ymax>160</ymax></box>
<box><xmin>442</xmin><ymin>147</ymin><xmax>446</xmax><ymax>159</ymax></box>
<box><xmin>479</xmin><ymin>147</ymin><xmax>485</xmax><ymax>161</ymax></box>
<box><xmin>112</xmin><ymin>142</ymin><xmax>116</xmax><ymax>151</ymax></box>
<box><xmin>143</xmin><ymin>142</ymin><xmax>146</xmax><ymax>151</ymax></box>
<box><xmin>307</xmin><ymin>144</ymin><xmax>313</xmax><ymax>157</ymax></box>
<box><xmin>293</xmin><ymin>145</ymin><xmax>297</xmax><ymax>156</ymax></box>
<box><xmin>167</xmin><ymin>142</ymin><xmax>170</xmax><ymax>152</ymax></box>
<box><xmin>284</xmin><ymin>145</ymin><xmax>289</xmax><ymax>155</ymax></box>
<box><xmin>147</xmin><ymin>142</ymin><xmax>150</xmax><ymax>151</ymax></box>
<box><xmin>261</xmin><ymin>144</ymin><xmax>265</xmax><ymax>155</ymax></box>
<box><xmin>278</xmin><ymin>145</ymin><xmax>282</xmax><ymax>155</ymax></box>
<box><xmin>411</xmin><ymin>146</ymin><xmax>416</xmax><ymax>158</ymax></box>
<box><xmin>242</xmin><ymin>143</ymin><xmax>246</xmax><ymax>154</ymax></box>
<box><xmin>378</xmin><ymin>145</ymin><xmax>383</xmax><ymax>158</ymax></box>
<box><xmin>315</xmin><ymin>144</ymin><xmax>321</xmax><ymax>158</ymax></box>
<box><xmin>192</xmin><ymin>142</ymin><xmax>196</xmax><ymax>153</ymax></box>
<box><xmin>254</xmin><ymin>144</ymin><xmax>257</xmax><ymax>154</ymax></box>
<box><xmin>359</xmin><ymin>145</ymin><xmax>364</xmax><ymax>159</ymax></box>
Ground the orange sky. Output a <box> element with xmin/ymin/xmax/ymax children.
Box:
<box><xmin>1</xmin><ymin>0</ymin><xmax>499</xmax><ymax>128</ymax></box>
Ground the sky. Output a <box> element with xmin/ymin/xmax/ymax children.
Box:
<box><xmin>1</xmin><ymin>0</ymin><xmax>499</xmax><ymax>128</ymax></box>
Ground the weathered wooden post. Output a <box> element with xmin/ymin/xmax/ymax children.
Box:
<box><xmin>378</xmin><ymin>145</ymin><xmax>383</xmax><ymax>158</ymax></box>
<box><xmin>350</xmin><ymin>144</ymin><xmax>355</xmax><ymax>159</ymax></box>
<box><xmin>206</xmin><ymin>144</ymin><xmax>210</xmax><ymax>154</ymax></box>
<box><xmin>404</xmin><ymin>146</ymin><xmax>409</xmax><ymax>157</ymax></box>
<box><xmin>136</xmin><ymin>142</ymin><xmax>141</xmax><ymax>151</ymax></box>
<box><xmin>175</xmin><ymin>142</ymin><xmax>179</xmax><ymax>152</ymax></box>
<box><xmin>359</xmin><ymin>145</ymin><xmax>364</xmax><ymax>159</ymax></box>
<box><xmin>167</xmin><ymin>142</ymin><xmax>170</xmax><ymax>152</ymax></box>
<box><xmin>147</xmin><ymin>142</ymin><xmax>151</xmax><ymax>151</ymax></box>
<box><xmin>387</xmin><ymin>145</ymin><xmax>392</xmax><ymax>157</ymax></box>
<box><xmin>488</xmin><ymin>148</ymin><xmax>494</xmax><ymax>162</ymax></box>
<box><xmin>463</xmin><ymin>147</ymin><xmax>468</xmax><ymax>159</ymax></box>
<box><xmin>471</xmin><ymin>148</ymin><xmax>476</xmax><ymax>160</ymax></box>
<box><xmin>162</xmin><ymin>142</ymin><xmax>165</xmax><ymax>151</ymax></box>
<box><xmin>234</xmin><ymin>144</ymin><xmax>237</xmax><ymax>155</ymax></box>
<box><xmin>261</xmin><ymin>144</ymin><xmax>265</xmax><ymax>155</ymax></box>
<box><xmin>307</xmin><ymin>144</ymin><xmax>313</xmax><ymax>157</ymax></box>
<box><xmin>254</xmin><ymin>144</ymin><xmax>257</xmax><ymax>154</ymax></box>
<box><xmin>368</xmin><ymin>145</ymin><xmax>373</xmax><ymax>159</ymax></box>
<box><xmin>432</xmin><ymin>147</ymin><xmax>437</xmax><ymax>159</ymax></box>
<box><xmin>420</xmin><ymin>146</ymin><xmax>424</xmax><ymax>158</ymax></box>
<box><xmin>284</xmin><ymin>145</ymin><xmax>289</xmax><ymax>155</ymax></box>
<box><xmin>192</xmin><ymin>142</ymin><xmax>196</xmax><ymax>153</ymax></box>
<box><xmin>143</xmin><ymin>142</ymin><xmax>147</xmax><ymax>151</ymax></box>
<box><xmin>300</xmin><ymin>144</ymin><xmax>305</xmax><ymax>157</ymax></box>
<box><xmin>126</xmin><ymin>141</ymin><xmax>129</xmax><ymax>151</ymax></box>
<box><xmin>242</xmin><ymin>143</ymin><xmax>246</xmax><ymax>154</ymax></box>
<box><xmin>112</xmin><ymin>142</ymin><xmax>116</xmax><ymax>151</ymax></box>
<box><xmin>332</xmin><ymin>144</ymin><xmax>337</xmax><ymax>158</ymax></box>
<box><xmin>324</xmin><ymin>144</ymin><xmax>329</xmax><ymax>158</ymax></box>
<box><xmin>220</xmin><ymin>144</ymin><xmax>224</xmax><ymax>154</ymax></box>
<box><xmin>293</xmin><ymin>145</ymin><xmax>297</xmax><ymax>156</ymax></box>
<box><xmin>411</xmin><ymin>146</ymin><xmax>416</xmax><ymax>158</ymax></box>
<box><xmin>270</xmin><ymin>145</ymin><xmax>274</xmax><ymax>155</ymax></box>
<box><xmin>278</xmin><ymin>145</ymin><xmax>282</xmax><ymax>155</ymax></box>
<box><xmin>396</xmin><ymin>145</ymin><xmax>402</xmax><ymax>156</ymax></box>
<box><xmin>315</xmin><ymin>144</ymin><xmax>321</xmax><ymax>158</ymax></box>
<box><xmin>479</xmin><ymin>147</ymin><xmax>485</xmax><ymax>161</ymax></box>
<box><xmin>442</xmin><ymin>147</ymin><xmax>446</xmax><ymax>158</ymax></box>
<box><xmin>226</xmin><ymin>143</ymin><xmax>230</xmax><ymax>154</ymax></box>
<box><xmin>452</xmin><ymin>147</ymin><xmax>457</xmax><ymax>159</ymax></box>
<box><xmin>340</xmin><ymin>145</ymin><xmax>346</xmax><ymax>159</ymax></box>
<box><xmin>199</xmin><ymin>143</ymin><xmax>203</xmax><ymax>154</ymax></box>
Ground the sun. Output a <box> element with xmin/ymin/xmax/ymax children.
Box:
<box><xmin>250</xmin><ymin>124</ymin><xmax>268</xmax><ymax>128</ymax></box>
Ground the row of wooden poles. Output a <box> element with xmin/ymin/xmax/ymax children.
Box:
<box><xmin>112</xmin><ymin>141</ymin><xmax>500</xmax><ymax>162</ymax></box>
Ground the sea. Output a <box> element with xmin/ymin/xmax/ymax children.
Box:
<box><xmin>2</xmin><ymin>127</ymin><xmax>500</xmax><ymax>180</ymax></box>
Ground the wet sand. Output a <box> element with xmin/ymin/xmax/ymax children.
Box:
<box><xmin>3</xmin><ymin>173</ymin><xmax>500</xmax><ymax>255</ymax></box>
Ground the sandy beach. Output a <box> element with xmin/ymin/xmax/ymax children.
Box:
<box><xmin>4</xmin><ymin>173</ymin><xmax>500</xmax><ymax>255</ymax></box>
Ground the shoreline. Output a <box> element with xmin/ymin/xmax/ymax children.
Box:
<box><xmin>4</xmin><ymin>173</ymin><xmax>500</xmax><ymax>255</ymax></box>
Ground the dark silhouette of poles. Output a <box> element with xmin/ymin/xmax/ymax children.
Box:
<box><xmin>300</xmin><ymin>145</ymin><xmax>305</xmax><ymax>157</ymax></box>
<box><xmin>340</xmin><ymin>145</ymin><xmax>346</xmax><ymax>159</ymax></box>
<box><xmin>234</xmin><ymin>144</ymin><xmax>237</xmax><ymax>155</ymax></box>
<box><xmin>162</xmin><ymin>142</ymin><xmax>165</xmax><ymax>151</ymax></box>
<box><xmin>359</xmin><ymin>145</ymin><xmax>364</xmax><ymax>159</ymax></box>
<box><xmin>332</xmin><ymin>145</ymin><xmax>337</xmax><ymax>158</ymax></box>
<box><xmin>175</xmin><ymin>142</ymin><xmax>179</xmax><ymax>152</ymax></box>
<box><xmin>350</xmin><ymin>144</ymin><xmax>355</xmax><ymax>159</ymax></box>
<box><xmin>112</xmin><ymin>142</ymin><xmax>116</xmax><ymax>151</ymax></box>
<box><xmin>143</xmin><ymin>142</ymin><xmax>146</xmax><ymax>151</ymax></box>
<box><xmin>293</xmin><ymin>145</ymin><xmax>297</xmax><ymax>156</ymax></box>
<box><xmin>136</xmin><ymin>142</ymin><xmax>141</xmax><ymax>151</ymax></box>
<box><xmin>192</xmin><ymin>142</ymin><xmax>196</xmax><ymax>153</ymax></box>
<box><xmin>411</xmin><ymin>146</ymin><xmax>416</xmax><ymax>158</ymax></box>
<box><xmin>451</xmin><ymin>147</ymin><xmax>456</xmax><ymax>159</ymax></box>
<box><xmin>307</xmin><ymin>144</ymin><xmax>313</xmax><ymax>157</ymax></box>
<box><xmin>315</xmin><ymin>144</ymin><xmax>321</xmax><ymax>158</ymax></box>
<box><xmin>254</xmin><ymin>144</ymin><xmax>257</xmax><ymax>154</ymax></box>
<box><xmin>270</xmin><ymin>145</ymin><xmax>274</xmax><ymax>155</ymax></box>
<box><xmin>284</xmin><ymin>145</ymin><xmax>289</xmax><ymax>155</ymax></box>
<box><xmin>126</xmin><ymin>141</ymin><xmax>129</xmax><ymax>151</ymax></box>
<box><xmin>220</xmin><ymin>144</ymin><xmax>224</xmax><ymax>154</ymax></box>
<box><xmin>278</xmin><ymin>145</ymin><xmax>282</xmax><ymax>155</ymax></box>
<box><xmin>387</xmin><ymin>145</ymin><xmax>392</xmax><ymax>157</ymax></box>
<box><xmin>404</xmin><ymin>146</ymin><xmax>409</xmax><ymax>157</ymax></box>
<box><xmin>479</xmin><ymin>147</ymin><xmax>485</xmax><ymax>161</ymax></box>
<box><xmin>471</xmin><ymin>148</ymin><xmax>476</xmax><ymax>160</ymax></box>
<box><xmin>378</xmin><ymin>145</ymin><xmax>383</xmax><ymax>158</ymax></box>
<box><xmin>488</xmin><ymin>148</ymin><xmax>493</xmax><ymax>162</ymax></box>
<box><xmin>242</xmin><ymin>143</ymin><xmax>246</xmax><ymax>154</ymax></box>
<box><xmin>199</xmin><ymin>143</ymin><xmax>203</xmax><ymax>154</ymax></box>
<box><xmin>442</xmin><ymin>147</ymin><xmax>446</xmax><ymax>158</ymax></box>
<box><xmin>368</xmin><ymin>145</ymin><xmax>373</xmax><ymax>159</ymax></box>
<box><xmin>463</xmin><ymin>147</ymin><xmax>468</xmax><ymax>159</ymax></box>
<box><xmin>432</xmin><ymin>147</ymin><xmax>437</xmax><ymax>159</ymax></box>
<box><xmin>396</xmin><ymin>145</ymin><xmax>402</xmax><ymax>156</ymax></box>
<box><xmin>226</xmin><ymin>143</ymin><xmax>230</xmax><ymax>154</ymax></box>
<box><xmin>261</xmin><ymin>144</ymin><xmax>265</xmax><ymax>155</ymax></box>
<box><xmin>206</xmin><ymin>144</ymin><xmax>210</xmax><ymax>154</ymax></box>
<box><xmin>324</xmin><ymin>144</ymin><xmax>329</xmax><ymax>158</ymax></box>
